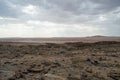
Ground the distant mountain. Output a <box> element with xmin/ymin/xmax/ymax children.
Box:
<box><xmin>91</xmin><ymin>35</ymin><xmax>106</xmax><ymax>37</ymax></box>
<box><xmin>86</xmin><ymin>35</ymin><xmax>114</xmax><ymax>38</ymax></box>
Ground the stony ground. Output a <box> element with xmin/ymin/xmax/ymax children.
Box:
<box><xmin>0</xmin><ymin>41</ymin><xmax>120</xmax><ymax>80</ymax></box>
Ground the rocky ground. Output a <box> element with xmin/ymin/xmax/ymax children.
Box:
<box><xmin>0</xmin><ymin>41</ymin><xmax>120</xmax><ymax>80</ymax></box>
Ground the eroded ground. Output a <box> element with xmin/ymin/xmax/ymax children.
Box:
<box><xmin>0</xmin><ymin>41</ymin><xmax>120</xmax><ymax>80</ymax></box>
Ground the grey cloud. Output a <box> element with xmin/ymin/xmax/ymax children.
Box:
<box><xmin>44</xmin><ymin>0</ymin><xmax>120</xmax><ymax>15</ymax></box>
<box><xmin>0</xmin><ymin>0</ymin><xmax>120</xmax><ymax>37</ymax></box>
<box><xmin>1</xmin><ymin>0</ymin><xmax>120</xmax><ymax>16</ymax></box>
<box><xmin>90</xmin><ymin>0</ymin><xmax>120</xmax><ymax>14</ymax></box>
<box><xmin>0</xmin><ymin>0</ymin><xmax>120</xmax><ymax>26</ymax></box>
<box><xmin>0</xmin><ymin>0</ymin><xmax>24</xmax><ymax>18</ymax></box>
<box><xmin>0</xmin><ymin>0</ymin><xmax>16</xmax><ymax>17</ymax></box>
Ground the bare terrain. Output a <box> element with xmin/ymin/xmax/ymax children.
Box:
<box><xmin>0</xmin><ymin>36</ymin><xmax>120</xmax><ymax>43</ymax></box>
<box><xmin>0</xmin><ymin>37</ymin><xmax>120</xmax><ymax>80</ymax></box>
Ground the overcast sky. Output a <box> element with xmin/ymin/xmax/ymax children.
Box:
<box><xmin>0</xmin><ymin>0</ymin><xmax>120</xmax><ymax>37</ymax></box>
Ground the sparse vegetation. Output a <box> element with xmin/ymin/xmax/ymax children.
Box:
<box><xmin>0</xmin><ymin>41</ymin><xmax>120</xmax><ymax>80</ymax></box>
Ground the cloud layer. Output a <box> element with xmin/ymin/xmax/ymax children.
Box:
<box><xmin>0</xmin><ymin>0</ymin><xmax>120</xmax><ymax>37</ymax></box>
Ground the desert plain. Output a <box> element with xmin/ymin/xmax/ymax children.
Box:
<box><xmin>0</xmin><ymin>36</ymin><xmax>120</xmax><ymax>80</ymax></box>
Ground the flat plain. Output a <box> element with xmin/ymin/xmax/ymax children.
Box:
<box><xmin>0</xmin><ymin>37</ymin><xmax>120</xmax><ymax>80</ymax></box>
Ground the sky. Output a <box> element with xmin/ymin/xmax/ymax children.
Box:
<box><xmin>0</xmin><ymin>0</ymin><xmax>120</xmax><ymax>37</ymax></box>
